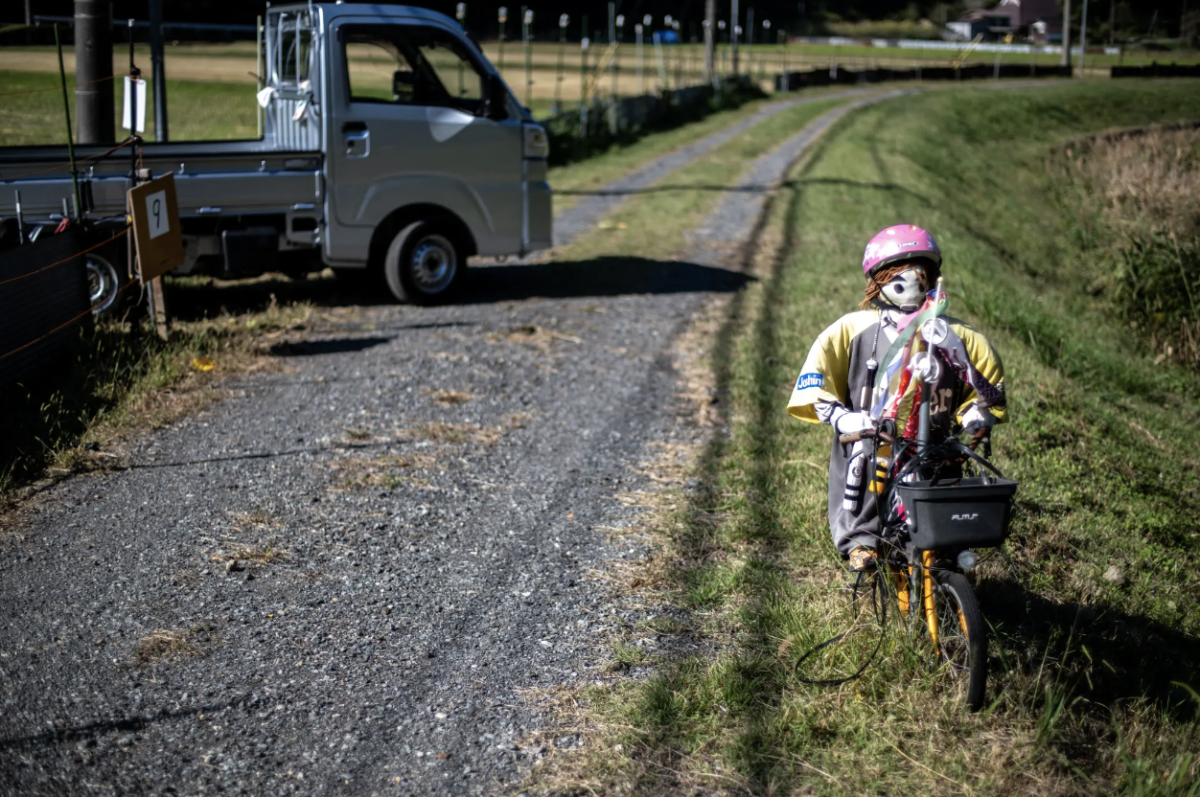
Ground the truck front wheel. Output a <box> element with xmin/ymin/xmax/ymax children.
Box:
<box><xmin>382</xmin><ymin>221</ymin><xmax>463</xmax><ymax>305</ymax></box>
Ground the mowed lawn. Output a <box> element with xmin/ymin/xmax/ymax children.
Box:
<box><xmin>0</xmin><ymin>70</ymin><xmax>257</xmax><ymax>145</ymax></box>
<box><xmin>534</xmin><ymin>79</ymin><xmax>1200</xmax><ymax>796</ymax></box>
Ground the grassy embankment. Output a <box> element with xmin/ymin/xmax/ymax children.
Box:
<box><xmin>533</xmin><ymin>80</ymin><xmax>1200</xmax><ymax>795</ymax></box>
<box><xmin>0</xmin><ymin>74</ymin><xmax>855</xmax><ymax>502</ymax></box>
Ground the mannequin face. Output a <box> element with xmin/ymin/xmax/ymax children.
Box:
<box><xmin>880</xmin><ymin>266</ymin><xmax>927</xmax><ymax>311</ymax></box>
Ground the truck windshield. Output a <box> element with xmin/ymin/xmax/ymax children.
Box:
<box><xmin>343</xmin><ymin>25</ymin><xmax>485</xmax><ymax>115</ymax></box>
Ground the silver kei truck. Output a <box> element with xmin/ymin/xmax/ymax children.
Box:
<box><xmin>0</xmin><ymin>3</ymin><xmax>553</xmax><ymax>309</ymax></box>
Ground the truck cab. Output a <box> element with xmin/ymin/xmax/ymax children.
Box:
<box><xmin>271</xmin><ymin>3</ymin><xmax>552</xmax><ymax>301</ymax></box>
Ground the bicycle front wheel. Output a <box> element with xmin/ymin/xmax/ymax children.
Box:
<box><xmin>929</xmin><ymin>569</ymin><xmax>988</xmax><ymax>711</ymax></box>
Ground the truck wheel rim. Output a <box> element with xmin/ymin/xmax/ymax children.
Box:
<box><xmin>409</xmin><ymin>235</ymin><xmax>456</xmax><ymax>294</ymax></box>
<box><xmin>86</xmin><ymin>254</ymin><xmax>120</xmax><ymax>315</ymax></box>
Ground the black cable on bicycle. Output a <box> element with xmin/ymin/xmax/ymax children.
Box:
<box><xmin>792</xmin><ymin>570</ymin><xmax>890</xmax><ymax>686</ymax></box>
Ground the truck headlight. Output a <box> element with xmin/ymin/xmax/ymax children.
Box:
<box><xmin>523</xmin><ymin>124</ymin><xmax>549</xmax><ymax>160</ymax></box>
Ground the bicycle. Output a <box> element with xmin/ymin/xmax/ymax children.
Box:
<box><xmin>799</xmin><ymin>354</ymin><xmax>1019</xmax><ymax>711</ymax></box>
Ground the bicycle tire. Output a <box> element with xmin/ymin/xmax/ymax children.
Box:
<box><xmin>929</xmin><ymin>570</ymin><xmax>988</xmax><ymax>711</ymax></box>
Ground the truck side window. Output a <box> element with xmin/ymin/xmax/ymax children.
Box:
<box><xmin>343</xmin><ymin>25</ymin><xmax>486</xmax><ymax>114</ymax></box>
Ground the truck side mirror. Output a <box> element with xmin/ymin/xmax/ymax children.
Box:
<box><xmin>392</xmin><ymin>70</ymin><xmax>417</xmax><ymax>103</ymax></box>
<box><xmin>482</xmin><ymin>73</ymin><xmax>509</xmax><ymax>120</ymax></box>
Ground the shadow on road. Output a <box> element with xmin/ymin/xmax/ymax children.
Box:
<box><xmin>0</xmin><ymin>696</ymin><xmax>264</xmax><ymax>752</ymax></box>
<box><xmin>461</xmin><ymin>256</ymin><xmax>755</xmax><ymax>303</ymax></box>
<box><xmin>162</xmin><ymin>256</ymin><xmax>755</xmax><ymax>321</ymax></box>
<box><xmin>270</xmin><ymin>335</ymin><xmax>394</xmax><ymax>356</ymax></box>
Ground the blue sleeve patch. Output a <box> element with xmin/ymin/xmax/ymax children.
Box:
<box><xmin>796</xmin><ymin>372</ymin><xmax>824</xmax><ymax>391</ymax></box>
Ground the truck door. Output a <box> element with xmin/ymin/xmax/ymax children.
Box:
<box><xmin>324</xmin><ymin>19</ymin><xmax>524</xmax><ymax>265</ymax></box>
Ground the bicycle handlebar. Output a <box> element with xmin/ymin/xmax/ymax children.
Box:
<box><xmin>838</xmin><ymin>427</ymin><xmax>990</xmax><ymax>450</ymax></box>
<box><xmin>838</xmin><ymin>428</ymin><xmax>893</xmax><ymax>445</ymax></box>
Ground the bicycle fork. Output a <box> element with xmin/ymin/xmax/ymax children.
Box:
<box><xmin>921</xmin><ymin>549</ymin><xmax>939</xmax><ymax>651</ymax></box>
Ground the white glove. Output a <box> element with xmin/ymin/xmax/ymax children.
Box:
<box><xmin>962</xmin><ymin>404</ymin><xmax>995</xmax><ymax>436</ymax></box>
<box><xmin>832</xmin><ymin>408</ymin><xmax>874</xmax><ymax>436</ymax></box>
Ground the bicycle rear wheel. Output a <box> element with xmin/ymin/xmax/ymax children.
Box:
<box><xmin>929</xmin><ymin>569</ymin><xmax>988</xmax><ymax>711</ymax></box>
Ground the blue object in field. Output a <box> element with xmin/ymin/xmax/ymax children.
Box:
<box><xmin>652</xmin><ymin>29</ymin><xmax>680</xmax><ymax>44</ymax></box>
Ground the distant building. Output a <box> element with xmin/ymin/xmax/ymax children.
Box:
<box><xmin>945</xmin><ymin>0</ymin><xmax>1062</xmax><ymax>42</ymax></box>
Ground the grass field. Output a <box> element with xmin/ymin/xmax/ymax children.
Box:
<box><xmin>533</xmin><ymin>79</ymin><xmax>1200</xmax><ymax>795</ymax></box>
<box><xmin>2</xmin><ymin>39</ymin><xmax>1197</xmax><ymax>122</ymax></box>
<box><xmin>0</xmin><ymin>70</ymin><xmax>256</xmax><ymax>145</ymax></box>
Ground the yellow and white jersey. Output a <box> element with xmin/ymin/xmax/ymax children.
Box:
<box><xmin>786</xmin><ymin>310</ymin><xmax>1008</xmax><ymax>429</ymax></box>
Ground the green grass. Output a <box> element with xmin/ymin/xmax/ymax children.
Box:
<box><xmin>0</xmin><ymin>70</ymin><xmax>257</xmax><ymax>145</ymax></box>
<box><xmin>539</xmin><ymin>80</ymin><xmax>1200</xmax><ymax>795</ymax></box>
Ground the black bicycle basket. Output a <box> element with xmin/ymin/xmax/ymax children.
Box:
<box><xmin>897</xmin><ymin>476</ymin><xmax>1019</xmax><ymax>549</ymax></box>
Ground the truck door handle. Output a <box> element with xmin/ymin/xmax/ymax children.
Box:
<box><xmin>342</xmin><ymin>122</ymin><xmax>369</xmax><ymax>159</ymax></box>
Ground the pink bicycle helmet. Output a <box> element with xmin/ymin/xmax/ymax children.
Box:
<box><xmin>861</xmin><ymin>224</ymin><xmax>942</xmax><ymax>276</ymax></box>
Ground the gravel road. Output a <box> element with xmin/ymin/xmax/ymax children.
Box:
<box><xmin>0</xmin><ymin>91</ymin><xmax>895</xmax><ymax>796</ymax></box>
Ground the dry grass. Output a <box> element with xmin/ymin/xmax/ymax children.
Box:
<box><xmin>1068</xmin><ymin>126</ymin><xmax>1200</xmax><ymax>238</ymax></box>
<box><xmin>132</xmin><ymin>625</ymin><xmax>217</xmax><ymax>665</ymax></box>
<box><xmin>412</xmin><ymin>421</ymin><xmax>504</xmax><ymax>446</ymax></box>
<box><xmin>423</xmin><ymin>389</ymin><xmax>474</xmax><ymax>405</ymax></box>
<box><xmin>489</xmin><ymin>324</ymin><xmax>583</xmax><ymax>352</ymax></box>
<box><xmin>228</xmin><ymin>509</ymin><xmax>282</xmax><ymax>531</ymax></box>
<box><xmin>327</xmin><ymin>452</ymin><xmax>438</xmax><ymax>491</ymax></box>
<box><xmin>207</xmin><ymin>540</ymin><xmax>290</xmax><ymax>566</ymax></box>
<box><xmin>1061</xmin><ymin>126</ymin><xmax>1200</xmax><ymax>367</ymax></box>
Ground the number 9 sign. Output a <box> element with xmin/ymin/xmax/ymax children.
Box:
<box><xmin>128</xmin><ymin>172</ymin><xmax>184</xmax><ymax>281</ymax></box>
<box><xmin>146</xmin><ymin>190</ymin><xmax>168</xmax><ymax>239</ymax></box>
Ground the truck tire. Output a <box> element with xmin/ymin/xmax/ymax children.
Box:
<box><xmin>381</xmin><ymin>220</ymin><xmax>463</xmax><ymax>305</ymax></box>
<box><xmin>87</xmin><ymin>250</ymin><xmax>126</xmax><ymax>318</ymax></box>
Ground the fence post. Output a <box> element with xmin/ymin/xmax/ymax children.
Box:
<box><xmin>522</xmin><ymin>7</ymin><xmax>532</xmax><ymax>109</ymax></box>
<box><xmin>580</xmin><ymin>20</ymin><xmax>589</xmax><ymax>140</ymax></box>
<box><xmin>555</xmin><ymin>14</ymin><xmax>568</xmax><ymax>113</ymax></box>
<box><xmin>635</xmin><ymin>23</ymin><xmax>644</xmax><ymax>94</ymax></box>
<box><xmin>497</xmin><ymin>6</ymin><xmax>507</xmax><ymax>77</ymax></box>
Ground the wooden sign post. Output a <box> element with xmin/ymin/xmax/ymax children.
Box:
<box><xmin>127</xmin><ymin>172</ymin><xmax>184</xmax><ymax>340</ymax></box>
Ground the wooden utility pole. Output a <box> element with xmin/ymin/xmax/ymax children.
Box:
<box><xmin>1061</xmin><ymin>0</ymin><xmax>1072</xmax><ymax>69</ymax></box>
<box><xmin>75</xmin><ymin>0</ymin><xmax>115</xmax><ymax>144</ymax></box>
<box><xmin>704</xmin><ymin>0</ymin><xmax>716</xmax><ymax>88</ymax></box>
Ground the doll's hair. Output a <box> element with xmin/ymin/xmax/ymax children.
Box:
<box><xmin>860</xmin><ymin>258</ymin><xmax>941</xmax><ymax>310</ymax></box>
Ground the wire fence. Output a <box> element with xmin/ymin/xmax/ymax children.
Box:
<box><xmin>0</xmin><ymin>227</ymin><xmax>133</xmax><ymax>391</ymax></box>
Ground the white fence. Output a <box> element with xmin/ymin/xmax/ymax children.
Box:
<box><xmin>796</xmin><ymin>36</ymin><xmax>1121</xmax><ymax>56</ymax></box>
